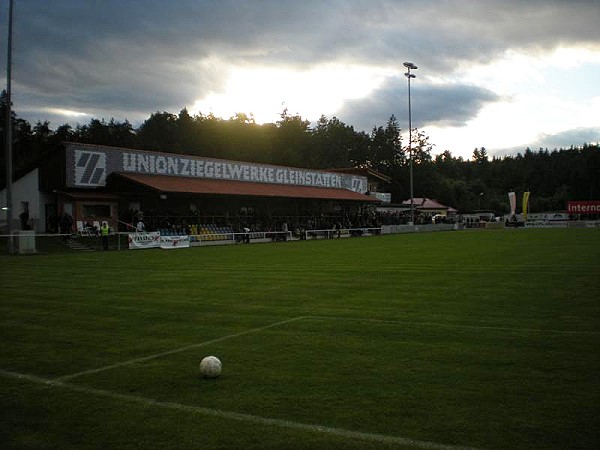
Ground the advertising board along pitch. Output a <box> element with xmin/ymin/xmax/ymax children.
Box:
<box><xmin>567</xmin><ymin>201</ymin><xmax>600</xmax><ymax>214</ymax></box>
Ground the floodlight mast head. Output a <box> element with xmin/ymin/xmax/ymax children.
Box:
<box><xmin>404</xmin><ymin>62</ymin><xmax>418</xmax><ymax>79</ymax></box>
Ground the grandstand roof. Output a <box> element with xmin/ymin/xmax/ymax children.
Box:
<box><xmin>56</xmin><ymin>190</ymin><xmax>121</xmax><ymax>200</ymax></box>
<box><xmin>111</xmin><ymin>172</ymin><xmax>379</xmax><ymax>202</ymax></box>
<box><xmin>329</xmin><ymin>167</ymin><xmax>391</xmax><ymax>183</ymax></box>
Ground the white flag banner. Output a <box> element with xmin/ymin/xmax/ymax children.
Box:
<box><xmin>160</xmin><ymin>235</ymin><xmax>190</xmax><ymax>249</ymax></box>
<box><xmin>128</xmin><ymin>232</ymin><xmax>161</xmax><ymax>249</ymax></box>
<box><xmin>508</xmin><ymin>191</ymin><xmax>517</xmax><ymax>216</ymax></box>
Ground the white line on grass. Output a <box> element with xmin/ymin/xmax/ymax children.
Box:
<box><xmin>0</xmin><ymin>368</ymin><xmax>484</xmax><ymax>450</ymax></box>
<box><xmin>54</xmin><ymin>316</ymin><xmax>307</xmax><ymax>382</ymax></box>
<box><xmin>308</xmin><ymin>315</ymin><xmax>599</xmax><ymax>335</ymax></box>
<box><xmin>53</xmin><ymin>313</ymin><xmax>594</xmax><ymax>384</ymax></box>
<box><xmin>54</xmin><ymin>313</ymin><xmax>595</xmax><ymax>384</ymax></box>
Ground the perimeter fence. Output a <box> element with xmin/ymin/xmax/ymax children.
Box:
<box><xmin>2</xmin><ymin>221</ymin><xmax>598</xmax><ymax>255</ymax></box>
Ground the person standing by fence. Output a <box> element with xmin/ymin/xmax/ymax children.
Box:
<box><xmin>100</xmin><ymin>221</ymin><xmax>110</xmax><ymax>251</ymax></box>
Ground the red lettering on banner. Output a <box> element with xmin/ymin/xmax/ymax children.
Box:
<box><xmin>567</xmin><ymin>201</ymin><xmax>600</xmax><ymax>214</ymax></box>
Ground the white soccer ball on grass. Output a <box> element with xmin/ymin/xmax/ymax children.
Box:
<box><xmin>199</xmin><ymin>355</ymin><xmax>222</xmax><ymax>378</ymax></box>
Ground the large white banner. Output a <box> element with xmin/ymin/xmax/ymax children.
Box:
<box><xmin>128</xmin><ymin>232</ymin><xmax>190</xmax><ymax>249</ymax></box>
<box><xmin>159</xmin><ymin>235</ymin><xmax>190</xmax><ymax>249</ymax></box>
<box><xmin>66</xmin><ymin>144</ymin><xmax>368</xmax><ymax>193</ymax></box>
<box><xmin>128</xmin><ymin>232</ymin><xmax>161</xmax><ymax>249</ymax></box>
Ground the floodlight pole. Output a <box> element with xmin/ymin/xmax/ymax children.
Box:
<box><xmin>5</xmin><ymin>0</ymin><xmax>14</xmax><ymax>254</ymax></box>
<box><xmin>404</xmin><ymin>62</ymin><xmax>417</xmax><ymax>225</ymax></box>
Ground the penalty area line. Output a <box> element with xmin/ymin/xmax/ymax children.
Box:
<box><xmin>307</xmin><ymin>315</ymin><xmax>599</xmax><ymax>335</ymax></box>
<box><xmin>54</xmin><ymin>316</ymin><xmax>307</xmax><ymax>382</ymax></box>
<box><xmin>0</xmin><ymin>368</ymin><xmax>484</xmax><ymax>450</ymax></box>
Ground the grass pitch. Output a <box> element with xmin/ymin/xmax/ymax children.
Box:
<box><xmin>1</xmin><ymin>229</ymin><xmax>599</xmax><ymax>449</ymax></box>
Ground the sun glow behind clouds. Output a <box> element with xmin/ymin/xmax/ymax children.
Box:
<box><xmin>428</xmin><ymin>46</ymin><xmax>600</xmax><ymax>157</ymax></box>
<box><xmin>43</xmin><ymin>107</ymin><xmax>91</xmax><ymax>118</ymax></box>
<box><xmin>191</xmin><ymin>65</ymin><xmax>392</xmax><ymax>124</ymax></box>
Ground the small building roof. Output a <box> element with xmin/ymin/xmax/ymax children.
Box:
<box><xmin>401</xmin><ymin>197</ymin><xmax>458</xmax><ymax>212</ymax></box>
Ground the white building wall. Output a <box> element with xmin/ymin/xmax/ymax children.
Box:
<box><xmin>0</xmin><ymin>168</ymin><xmax>45</xmax><ymax>232</ymax></box>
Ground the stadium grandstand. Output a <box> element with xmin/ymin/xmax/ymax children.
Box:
<box><xmin>2</xmin><ymin>143</ymin><xmax>396</xmax><ymax>241</ymax></box>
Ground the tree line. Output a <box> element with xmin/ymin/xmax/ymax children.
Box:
<box><xmin>1</xmin><ymin>91</ymin><xmax>598</xmax><ymax>214</ymax></box>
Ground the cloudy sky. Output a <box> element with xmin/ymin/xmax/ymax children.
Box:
<box><xmin>2</xmin><ymin>0</ymin><xmax>599</xmax><ymax>159</ymax></box>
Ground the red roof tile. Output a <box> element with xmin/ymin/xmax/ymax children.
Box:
<box><xmin>113</xmin><ymin>172</ymin><xmax>378</xmax><ymax>202</ymax></box>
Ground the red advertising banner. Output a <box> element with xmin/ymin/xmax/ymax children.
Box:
<box><xmin>567</xmin><ymin>201</ymin><xmax>600</xmax><ymax>214</ymax></box>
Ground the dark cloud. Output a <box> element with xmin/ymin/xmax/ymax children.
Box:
<box><xmin>493</xmin><ymin>127</ymin><xmax>600</xmax><ymax>157</ymax></box>
<box><xmin>536</xmin><ymin>127</ymin><xmax>600</xmax><ymax>149</ymax></box>
<box><xmin>3</xmin><ymin>0</ymin><xmax>599</xmax><ymax>129</ymax></box>
<box><xmin>338</xmin><ymin>76</ymin><xmax>499</xmax><ymax>132</ymax></box>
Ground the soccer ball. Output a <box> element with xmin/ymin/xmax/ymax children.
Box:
<box><xmin>199</xmin><ymin>356</ymin><xmax>222</xmax><ymax>378</ymax></box>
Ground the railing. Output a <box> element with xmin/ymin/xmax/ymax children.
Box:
<box><xmin>304</xmin><ymin>227</ymin><xmax>382</xmax><ymax>240</ymax></box>
<box><xmin>190</xmin><ymin>230</ymin><xmax>292</xmax><ymax>245</ymax></box>
<box><xmin>0</xmin><ymin>231</ymin><xmax>131</xmax><ymax>254</ymax></box>
<box><xmin>525</xmin><ymin>220</ymin><xmax>600</xmax><ymax>228</ymax></box>
<box><xmin>381</xmin><ymin>223</ymin><xmax>456</xmax><ymax>234</ymax></box>
<box><xmin>3</xmin><ymin>221</ymin><xmax>598</xmax><ymax>254</ymax></box>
